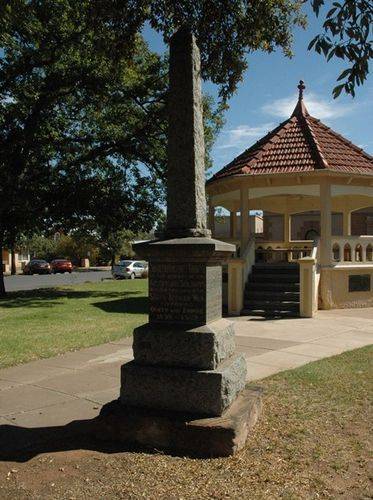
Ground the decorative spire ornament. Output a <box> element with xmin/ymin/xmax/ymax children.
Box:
<box><xmin>298</xmin><ymin>80</ymin><xmax>305</xmax><ymax>100</ymax></box>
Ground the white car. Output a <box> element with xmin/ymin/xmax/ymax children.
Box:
<box><xmin>112</xmin><ymin>260</ymin><xmax>148</xmax><ymax>280</ymax></box>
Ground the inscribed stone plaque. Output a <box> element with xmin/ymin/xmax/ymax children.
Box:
<box><xmin>348</xmin><ymin>274</ymin><xmax>371</xmax><ymax>292</ymax></box>
<box><xmin>149</xmin><ymin>262</ymin><xmax>221</xmax><ymax>325</ymax></box>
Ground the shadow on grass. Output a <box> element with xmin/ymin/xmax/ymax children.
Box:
<box><xmin>93</xmin><ymin>296</ymin><xmax>148</xmax><ymax>315</ymax></box>
<box><xmin>0</xmin><ymin>288</ymin><xmax>147</xmax><ymax>313</ymax></box>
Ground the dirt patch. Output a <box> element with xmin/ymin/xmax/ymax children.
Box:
<box><xmin>0</xmin><ymin>346</ymin><xmax>372</xmax><ymax>499</ymax></box>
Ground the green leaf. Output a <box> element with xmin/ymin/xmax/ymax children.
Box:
<box><xmin>332</xmin><ymin>83</ymin><xmax>344</xmax><ymax>98</ymax></box>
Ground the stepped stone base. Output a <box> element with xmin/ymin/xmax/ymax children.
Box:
<box><xmin>133</xmin><ymin>319</ymin><xmax>235</xmax><ymax>370</ymax></box>
<box><xmin>97</xmin><ymin>386</ymin><xmax>263</xmax><ymax>457</ymax></box>
<box><xmin>120</xmin><ymin>354</ymin><xmax>246</xmax><ymax>417</ymax></box>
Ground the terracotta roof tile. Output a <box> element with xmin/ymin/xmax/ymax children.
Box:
<box><xmin>210</xmin><ymin>85</ymin><xmax>373</xmax><ymax>182</ymax></box>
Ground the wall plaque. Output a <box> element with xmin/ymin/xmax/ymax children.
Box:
<box><xmin>149</xmin><ymin>262</ymin><xmax>222</xmax><ymax>325</ymax></box>
<box><xmin>349</xmin><ymin>274</ymin><xmax>371</xmax><ymax>292</ymax></box>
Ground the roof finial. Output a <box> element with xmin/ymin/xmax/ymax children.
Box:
<box><xmin>298</xmin><ymin>80</ymin><xmax>305</xmax><ymax>100</ymax></box>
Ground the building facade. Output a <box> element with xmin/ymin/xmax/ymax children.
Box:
<box><xmin>207</xmin><ymin>82</ymin><xmax>373</xmax><ymax>317</ymax></box>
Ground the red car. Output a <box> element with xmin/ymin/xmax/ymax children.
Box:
<box><xmin>50</xmin><ymin>259</ymin><xmax>73</xmax><ymax>274</ymax></box>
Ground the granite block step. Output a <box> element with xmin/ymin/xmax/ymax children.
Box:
<box><xmin>120</xmin><ymin>354</ymin><xmax>247</xmax><ymax>417</ymax></box>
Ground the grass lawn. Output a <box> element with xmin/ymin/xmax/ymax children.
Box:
<box><xmin>0</xmin><ymin>346</ymin><xmax>371</xmax><ymax>498</ymax></box>
<box><xmin>0</xmin><ymin>279</ymin><xmax>148</xmax><ymax>368</ymax></box>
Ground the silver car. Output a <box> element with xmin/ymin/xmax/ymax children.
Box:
<box><xmin>112</xmin><ymin>260</ymin><xmax>148</xmax><ymax>280</ymax></box>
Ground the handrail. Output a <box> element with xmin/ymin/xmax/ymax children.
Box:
<box><xmin>298</xmin><ymin>237</ymin><xmax>320</xmax><ymax>318</ymax></box>
<box><xmin>227</xmin><ymin>236</ymin><xmax>255</xmax><ymax>315</ymax></box>
<box><xmin>242</xmin><ymin>236</ymin><xmax>256</xmax><ymax>285</ymax></box>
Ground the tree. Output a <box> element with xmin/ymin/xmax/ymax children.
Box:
<box><xmin>0</xmin><ymin>2</ymin><xmax>223</xmax><ymax>295</ymax></box>
<box><xmin>309</xmin><ymin>0</ymin><xmax>372</xmax><ymax>98</ymax></box>
<box><xmin>0</xmin><ymin>0</ymin><xmax>141</xmax><ymax>294</ymax></box>
<box><xmin>100</xmin><ymin>230</ymin><xmax>136</xmax><ymax>267</ymax></box>
<box><xmin>73</xmin><ymin>164</ymin><xmax>163</xmax><ymax>267</ymax></box>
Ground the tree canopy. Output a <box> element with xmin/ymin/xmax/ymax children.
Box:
<box><xmin>0</xmin><ymin>1</ymin><xmax>222</xmax><ymax>294</ymax></box>
<box><xmin>309</xmin><ymin>0</ymin><xmax>372</xmax><ymax>98</ymax></box>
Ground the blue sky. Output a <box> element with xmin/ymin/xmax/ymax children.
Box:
<box><xmin>143</xmin><ymin>3</ymin><xmax>373</xmax><ymax>176</ymax></box>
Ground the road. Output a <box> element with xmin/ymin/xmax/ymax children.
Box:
<box><xmin>4</xmin><ymin>270</ymin><xmax>112</xmax><ymax>292</ymax></box>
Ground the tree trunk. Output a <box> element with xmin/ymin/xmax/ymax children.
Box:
<box><xmin>10</xmin><ymin>247</ymin><xmax>16</xmax><ymax>275</ymax></box>
<box><xmin>0</xmin><ymin>237</ymin><xmax>6</xmax><ymax>297</ymax></box>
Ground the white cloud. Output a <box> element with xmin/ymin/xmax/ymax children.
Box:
<box><xmin>262</xmin><ymin>93</ymin><xmax>354</xmax><ymax>120</ymax></box>
<box><xmin>217</xmin><ymin>123</ymin><xmax>275</xmax><ymax>149</ymax></box>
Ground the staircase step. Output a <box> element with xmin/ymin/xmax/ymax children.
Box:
<box><xmin>252</xmin><ymin>265</ymin><xmax>299</xmax><ymax>275</ymax></box>
<box><xmin>244</xmin><ymin>300</ymin><xmax>300</xmax><ymax>312</ymax></box>
<box><xmin>241</xmin><ymin>308</ymin><xmax>299</xmax><ymax>318</ymax></box>
<box><xmin>247</xmin><ymin>282</ymin><xmax>300</xmax><ymax>292</ymax></box>
<box><xmin>244</xmin><ymin>290</ymin><xmax>300</xmax><ymax>301</ymax></box>
<box><xmin>250</xmin><ymin>274</ymin><xmax>299</xmax><ymax>283</ymax></box>
<box><xmin>242</xmin><ymin>263</ymin><xmax>301</xmax><ymax>318</ymax></box>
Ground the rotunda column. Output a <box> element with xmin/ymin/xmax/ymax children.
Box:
<box><xmin>320</xmin><ymin>180</ymin><xmax>332</xmax><ymax>265</ymax></box>
<box><xmin>240</xmin><ymin>186</ymin><xmax>249</xmax><ymax>255</ymax></box>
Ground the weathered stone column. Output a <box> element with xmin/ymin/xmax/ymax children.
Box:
<box><xmin>98</xmin><ymin>27</ymin><xmax>261</xmax><ymax>457</ymax></box>
<box><xmin>165</xmin><ymin>28</ymin><xmax>210</xmax><ymax>239</ymax></box>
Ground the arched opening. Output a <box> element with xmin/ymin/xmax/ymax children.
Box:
<box><xmin>366</xmin><ymin>244</ymin><xmax>373</xmax><ymax>262</ymax></box>
<box><xmin>291</xmin><ymin>211</ymin><xmax>342</xmax><ymax>240</ymax></box>
<box><xmin>351</xmin><ymin>206</ymin><xmax>373</xmax><ymax>236</ymax></box>
<box><xmin>355</xmin><ymin>244</ymin><xmax>363</xmax><ymax>262</ymax></box>
<box><xmin>332</xmin><ymin>243</ymin><xmax>340</xmax><ymax>262</ymax></box>
<box><xmin>344</xmin><ymin>243</ymin><xmax>352</xmax><ymax>262</ymax></box>
<box><xmin>305</xmin><ymin>228</ymin><xmax>319</xmax><ymax>241</ymax></box>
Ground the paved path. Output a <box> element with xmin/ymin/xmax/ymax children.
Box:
<box><xmin>0</xmin><ymin>308</ymin><xmax>372</xmax><ymax>455</ymax></box>
<box><xmin>4</xmin><ymin>270</ymin><xmax>112</xmax><ymax>292</ymax></box>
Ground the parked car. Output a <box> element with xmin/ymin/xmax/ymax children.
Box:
<box><xmin>23</xmin><ymin>259</ymin><xmax>51</xmax><ymax>275</ymax></box>
<box><xmin>50</xmin><ymin>259</ymin><xmax>73</xmax><ymax>274</ymax></box>
<box><xmin>112</xmin><ymin>260</ymin><xmax>148</xmax><ymax>280</ymax></box>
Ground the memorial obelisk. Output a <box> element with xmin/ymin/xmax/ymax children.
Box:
<box><xmin>99</xmin><ymin>27</ymin><xmax>261</xmax><ymax>456</ymax></box>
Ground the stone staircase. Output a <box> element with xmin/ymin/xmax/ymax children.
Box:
<box><xmin>242</xmin><ymin>263</ymin><xmax>300</xmax><ymax>318</ymax></box>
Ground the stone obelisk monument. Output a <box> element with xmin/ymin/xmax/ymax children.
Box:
<box><xmin>99</xmin><ymin>27</ymin><xmax>261</xmax><ymax>456</ymax></box>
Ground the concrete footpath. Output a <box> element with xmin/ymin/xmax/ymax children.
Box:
<box><xmin>0</xmin><ymin>308</ymin><xmax>372</xmax><ymax>437</ymax></box>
